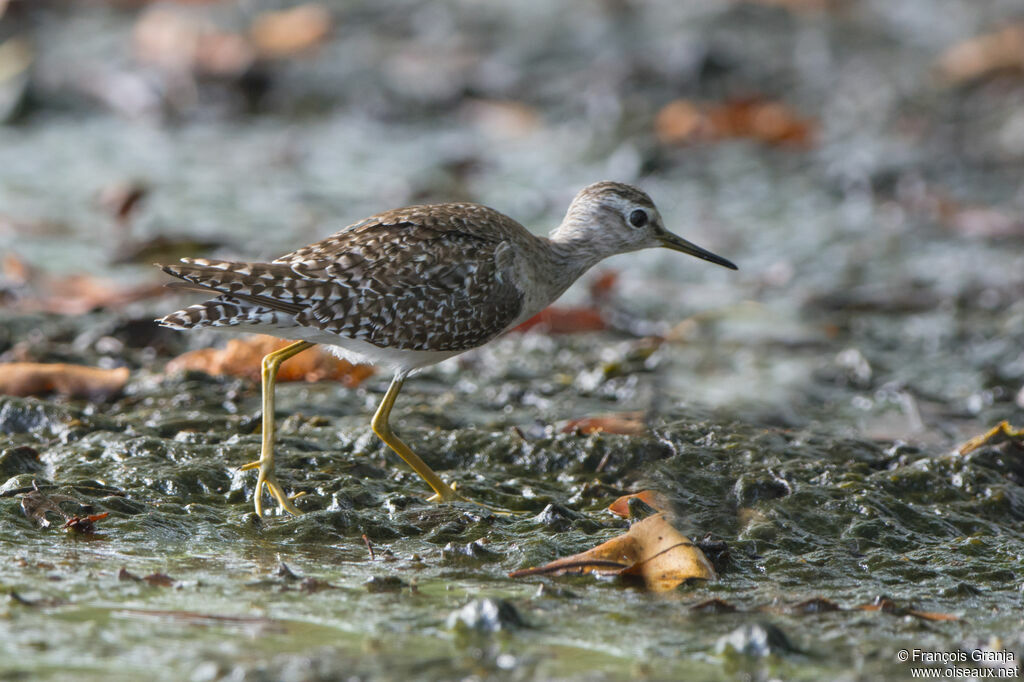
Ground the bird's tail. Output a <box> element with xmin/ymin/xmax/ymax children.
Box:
<box><xmin>156</xmin><ymin>258</ymin><xmax>307</xmax><ymax>329</ymax></box>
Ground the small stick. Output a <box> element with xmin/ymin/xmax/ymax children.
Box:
<box><xmin>362</xmin><ymin>534</ymin><xmax>375</xmax><ymax>561</ymax></box>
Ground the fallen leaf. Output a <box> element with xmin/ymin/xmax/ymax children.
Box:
<box><xmin>707</xmin><ymin>97</ymin><xmax>816</xmax><ymax>147</ymax></box>
<box><xmin>62</xmin><ymin>512</ymin><xmax>110</xmax><ymax>534</ymax></box>
<box><xmin>133</xmin><ymin>7</ymin><xmax>255</xmax><ymax>77</ymax></box>
<box><xmin>20</xmin><ymin>487</ymin><xmax>77</xmax><ymax>528</ymax></box>
<box><xmin>513</xmin><ymin>306</ymin><xmax>606</xmax><ymax>334</ymax></box>
<box><xmin>0</xmin><ymin>363</ymin><xmax>130</xmax><ymax>401</ymax></box>
<box><xmin>563</xmin><ymin>412</ymin><xmax>646</xmax><ymax>436</ymax></box>
<box><xmin>166</xmin><ymin>334</ymin><xmax>374</xmax><ymax>386</ymax></box>
<box><xmin>654</xmin><ymin>99</ymin><xmax>707</xmax><ymax>145</ymax></box>
<box><xmin>21</xmin><ymin>485</ymin><xmax>108</xmax><ymax>535</ymax></box>
<box><xmin>2</xmin><ymin>252</ymin><xmax>30</xmax><ymax>286</ymax></box>
<box><xmin>957</xmin><ymin>421</ymin><xmax>1024</xmax><ymax>455</ymax></box>
<box><xmin>250</xmin><ymin>4</ymin><xmax>332</xmax><ymax>58</ymax></box>
<box><xmin>119</xmin><ymin>567</ymin><xmax>141</xmax><ymax>581</ymax></box>
<box><xmin>936</xmin><ymin>22</ymin><xmax>1024</xmax><ymax>85</ymax></box>
<box><xmin>655</xmin><ymin>97</ymin><xmax>816</xmax><ymax>148</ymax></box>
<box><xmin>462</xmin><ymin>99</ymin><xmax>542</xmax><ymax>139</ymax></box>
<box><xmin>509</xmin><ymin>513</ymin><xmax>715</xmax><ymax>592</ymax></box>
<box><xmin>143</xmin><ymin>573</ymin><xmax>176</xmax><ymax>587</ymax></box>
<box><xmin>607</xmin><ymin>490</ymin><xmax>671</xmax><ymax>517</ymax></box>
<box><xmin>588</xmin><ymin>270</ymin><xmax>619</xmax><ymax>301</ymax></box>
<box><xmin>858</xmin><ymin>597</ymin><xmax>959</xmax><ymax>622</ymax></box>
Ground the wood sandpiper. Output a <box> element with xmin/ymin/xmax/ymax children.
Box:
<box><xmin>157</xmin><ymin>182</ymin><xmax>737</xmax><ymax>516</ymax></box>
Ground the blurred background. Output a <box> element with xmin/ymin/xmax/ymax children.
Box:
<box><xmin>2</xmin><ymin>0</ymin><xmax>1023</xmax><ymax>441</ymax></box>
<box><xmin>3</xmin><ymin>1</ymin><xmax>1024</xmax><ymax>680</ymax></box>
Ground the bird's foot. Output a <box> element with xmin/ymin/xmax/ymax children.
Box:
<box><xmin>239</xmin><ymin>457</ymin><xmax>304</xmax><ymax>517</ymax></box>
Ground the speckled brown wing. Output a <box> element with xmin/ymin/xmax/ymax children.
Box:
<box><xmin>160</xmin><ymin>203</ymin><xmax>526</xmax><ymax>352</ymax></box>
<box><xmin>273</xmin><ymin>203</ymin><xmax>525</xmax><ymax>351</ymax></box>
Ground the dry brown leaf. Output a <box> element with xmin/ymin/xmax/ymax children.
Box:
<box><xmin>250</xmin><ymin>4</ymin><xmax>332</xmax><ymax>58</ymax></box>
<box><xmin>707</xmin><ymin>98</ymin><xmax>816</xmax><ymax>147</ymax></box>
<box><xmin>0</xmin><ymin>363</ymin><xmax>129</xmax><ymax>401</ymax></box>
<box><xmin>654</xmin><ymin>99</ymin><xmax>707</xmax><ymax>145</ymax></box>
<box><xmin>588</xmin><ymin>270</ymin><xmax>619</xmax><ymax>301</ymax></box>
<box><xmin>563</xmin><ymin>412</ymin><xmax>647</xmax><ymax>436</ymax></box>
<box><xmin>937</xmin><ymin>23</ymin><xmax>1024</xmax><ymax>85</ymax></box>
<box><xmin>62</xmin><ymin>512</ymin><xmax>110</xmax><ymax>534</ymax></box>
<box><xmin>462</xmin><ymin>99</ymin><xmax>542</xmax><ymax>139</ymax></box>
<box><xmin>513</xmin><ymin>306</ymin><xmax>606</xmax><ymax>334</ymax></box>
<box><xmin>143</xmin><ymin>573</ymin><xmax>176</xmax><ymax>587</ymax></box>
<box><xmin>21</xmin><ymin>486</ymin><xmax>108</xmax><ymax>534</ymax></box>
<box><xmin>957</xmin><ymin>421</ymin><xmax>1024</xmax><ymax>455</ymax></box>
<box><xmin>21</xmin><ymin>487</ymin><xmax>77</xmax><ymax>528</ymax></box>
<box><xmin>655</xmin><ymin>97</ymin><xmax>816</xmax><ymax>148</ymax></box>
<box><xmin>134</xmin><ymin>7</ymin><xmax>255</xmax><ymax>76</ymax></box>
<box><xmin>607</xmin><ymin>490</ymin><xmax>671</xmax><ymax>517</ymax></box>
<box><xmin>2</xmin><ymin>252</ymin><xmax>30</xmax><ymax>285</ymax></box>
<box><xmin>166</xmin><ymin>334</ymin><xmax>374</xmax><ymax>386</ymax></box>
<box><xmin>509</xmin><ymin>513</ymin><xmax>715</xmax><ymax>592</ymax></box>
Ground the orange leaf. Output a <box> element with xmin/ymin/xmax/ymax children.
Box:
<box><xmin>654</xmin><ymin>99</ymin><xmax>707</xmax><ymax>145</ymax></box>
<box><xmin>166</xmin><ymin>335</ymin><xmax>374</xmax><ymax>387</ymax></box>
<box><xmin>133</xmin><ymin>7</ymin><xmax>254</xmax><ymax>76</ymax></box>
<box><xmin>656</xmin><ymin>97</ymin><xmax>816</xmax><ymax>148</ymax></box>
<box><xmin>62</xmin><ymin>512</ymin><xmax>110</xmax><ymax>534</ymax></box>
<box><xmin>588</xmin><ymin>270</ymin><xmax>619</xmax><ymax>300</ymax></box>
<box><xmin>607</xmin><ymin>490</ymin><xmax>670</xmax><ymax>517</ymax></box>
<box><xmin>0</xmin><ymin>363</ymin><xmax>129</xmax><ymax>401</ymax></box>
<box><xmin>509</xmin><ymin>513</ymin><xmax>715</xmax><ymax>592</ymax></box>
<box><xmin>563</xmin><ymin>412</ymin><xmax>646</xmax><ymax>436</ymax></box>
<box><xmin>250</xmin><ymin>4</ymin><xmax>332</xmax><ymax>58</ymax></box>
<box><xmin>513</xmin><ymin>306</ymin><xmax>606</xmax><ymax>334</ymax></box>
<box><xmin>936</xmin><ymin>23</ymin><xmax>1024</xmax><ymax>85</ymax></box>
<box><xmin>957</xmin><ymin>421</ymin><xmax>1024</xmax><ymax>455</ymax></box>
<box><xmin>706</xmin><ymin>98</ymin><xmax>816</xmax><ymax>147</ymax></box>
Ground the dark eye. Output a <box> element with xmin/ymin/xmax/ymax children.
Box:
<box><xmin>628</xmin><ymin>209</ymin><xmax>648</xmax><ymax>228</ymax></box>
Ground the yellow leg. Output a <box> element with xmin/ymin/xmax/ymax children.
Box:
<box><xmin>239</xmin><ymin>340</ymin><xmax>314</xmax><ymax>516</ymax></box>
<box><xmin>372</xmin><ymin>373</ymin><xmax>463</xmax><ymax>503</ymax></box>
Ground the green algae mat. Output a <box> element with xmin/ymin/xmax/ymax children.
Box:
<box><xmin>3</xmin><ymin>0</ymin><xmax>1024</xmax><ymax>679</ymax></box>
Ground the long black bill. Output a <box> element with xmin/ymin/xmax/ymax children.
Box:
<box><xmin>658</xmin><ymin>232</ymin><xmax>738</xmax><ymax>270</ymax></box>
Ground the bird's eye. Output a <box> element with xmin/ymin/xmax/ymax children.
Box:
<box><xmin>628</xmin><ymin>209</ymin><xmax>648</xmax><ymax>228</ymax></box>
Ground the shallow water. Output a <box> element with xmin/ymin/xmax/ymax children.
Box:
<box><xmin>2</xmin><ymin>0</ymin><xmax>1024</xmax><ymax>680</ymax></box>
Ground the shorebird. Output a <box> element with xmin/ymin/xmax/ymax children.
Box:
<box><xmin>157</xmin><ymin>182</ymin><xmax>737</xmax><ymax>516</ymax></box>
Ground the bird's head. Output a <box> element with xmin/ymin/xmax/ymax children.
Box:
<box><xmin>551</xmin><ymin>181</ymin><xmax>737</xmax><ymax>270</ymax></box>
